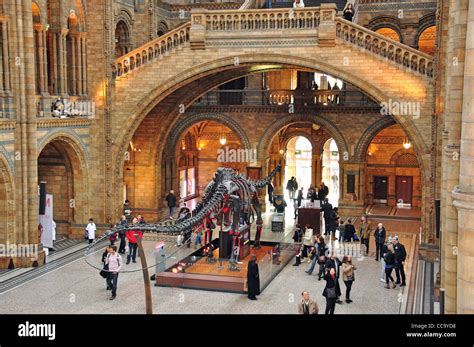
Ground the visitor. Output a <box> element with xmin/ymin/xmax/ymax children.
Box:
<box><xmin>267</xmin><ymin>181</ymin><xmax>274</xmax><ymax>203</ymax></box>
<box><xmin>51</xmin><ymin>219</ymin><xmax>56</xmax><ymax>250</ymax></box>
<box><xmin>297</xmin><ymin>187</ymin><xmax>304</xmax><ymax>207</ymax></box>
<box><xmin>374</xmin><ymin>223</ymin><xmax>387</xmax><ymax>261</ymax></box>
<box><xmin>344</xmin><ymin>219</ymin><xmax>356</xmax><ymax>242</ymax></box>
<box><xmin>123</xmin><ymin>199</ymin><xmax>132</xmax><ymax>222</ymax></box>
<box><xmin>117</xmin><ymin>215</ymin><xmax>127</xmax><ymax>254</ymax></box>
<box><xmin>165</xmin><ymin>190</ymin><xmax>177</xmax><ymax>219</ymax></box>
<box><xmin>298</xmin><ymin>291</ymin><xmax>319</xmax><ymax>314</ymax></box>
<box><xmin>85</xmin><ymin>218</ymin><xmax>96</xmax><ymax>244</ymax></box>
<box><xmin>293</xmin><ymin>245</ymin><xmax>302</xmax><ymax>266</ymax></box>
<box><xmin>359</xmin><ymin>215</ymin><xmax>373</xmax><ymax>256</ymax></box>
<box><xmin>293</xmin><ymin>0</ymin><xmax>304</xmax><ymax>8</ymax></box>
<box><xmin>380</xmin><ymin>236</ymin><xmax>393</xmax><ymax>282</ymax></box>
<box><xmin>329</xmin><ymin>207</ymin><xmax>339</xmax><ymax>241</ymax></box>
<box><xmin>393</xmin><ymin>236</ymin><xmax>407</xmax><ymax>287</ymax></box>
<box><xmin>177</xmin><ymin>231</ymin><xmax>184</xmax><ymax>247</ymax></box>
<box><xmin>292</xmin><ymin>224</ymin><xmax>303</xmax><ymax>243</ymax></box>
<box><xmin>105</xmin><ymin>245</ymin><xmax>122</xmax><ymax>300</ymax></box>
<box><xmin>342</xmin><ymin>255</ymin><xmax>356</xmax><ymax>303</ymax></box>
<box><xmin>318</xmin><ymin>182</ymin><xmax>329</xmax><ymax>206</ymax></box>
<box><xmin>286</xmin><ymin>176</ymin><xmax>298</xmax><ymax>200</ymax></box>
<box><xmin>101</xmin><ymin>246</ymin><xmax>111</xmax><ymax>290</ymax></box>
<box><xmin>343</xmin><ymin>3</ymin><xmax>354</xmax><ymax>22</ymax></box>
<box><xmin>332</xmin><ymin>82</ymin><xmax>341</xmax><ymax>104</ymax></box>
<box><xmin>125</xmin><ymin>217</ymin><xmax>143</xmax><ymax>264</ymax></box>
<box><xmin>324</xmin><ymin>252</ymin><xmax>342</xmax><ymax>304</ymax></box>
<box><xmin>137</xmin><ymin>214</ymin><xmax>145</xmax><ymax>224</ymax></box>
<box><xmin>337</xmin><ymin>219</ymin><xmax>345</xmax><ymax>242</ymax></box>
<box><xmin>323</xmin><ymin>267</ymin><xmax>340</xmax><ymax>314</ymax></box>
<box><xmin>301</xmin><ymin>224</ymin><xmax>314</xmax><ymax>260</ymax></box>
<box><xmin>178</xmin><ymin>203</ymin><xmax>191</xmax><ymax>220</ymax></box>
<box><xmin>321</xmin><ymin>198</ymin><xmax>333</xmax><ymax>235</ymax></box>
<box><xmin>109</xmin><ymin>229</ymin><xmax>117</xmax><ymax>246</ymax></box>
<box><xmin>384</xmin><ymin>243</ymin><xmax>397</xmax><ymax>289</ymax></box>
<box><xmin>247</xmin><ymin>255</ymin><xmax>260</xmax><ymax>300</ymax></box>
<box><xmin>194</xmin><ymin>227</ymin><xmax>203</xmax><ymax>249</ymax></box>
<box><xmin>316</xmin><ymin>235</ymin><xmax>328</xmax><ymax>280</ymax></box>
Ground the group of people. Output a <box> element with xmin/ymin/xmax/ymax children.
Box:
<box><xmin>294</xmin><ymin>215</ymin><xmax>408</xmax><ymax>314</ymax></box>
<box><xmin>289</xmin><ymin>0</ymin><xmax>355</xmax><ymax>23</ymax></box>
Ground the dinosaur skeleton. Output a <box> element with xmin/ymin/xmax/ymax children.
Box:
<box><xmin>110</xmin><ymin>166</ymin><xmax>281</xmax><ymax>252</ymax></box>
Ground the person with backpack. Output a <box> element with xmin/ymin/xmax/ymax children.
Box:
<box><xmin>117</xmin><ymin>215</ymin><xmax>127</xmax><ymax>254</ymax></box>
<box><xmin>165</xmin><ymin>190</ymin><xmax>177</xmax><ymax>219</ymax></box>
<box><xmin>384</xmin><ymin>244</ymin><xmax>397</xmax><ymax>289</ymax></box>
<box><xmin>105</xmin><ymin>245</ymin><xmax>122</xmax><ymax>300</ymax></box>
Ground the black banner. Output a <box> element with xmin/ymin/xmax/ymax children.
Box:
<box><xmin>0</xmin><ymin>314</ymin><xmax>472</xmax><ymax>346</ymax></box>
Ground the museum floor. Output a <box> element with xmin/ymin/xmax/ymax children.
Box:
<box><xmin>0</xmin><ymin>203</ymin><xmax>420</xmax><ymax>314</ymax></box>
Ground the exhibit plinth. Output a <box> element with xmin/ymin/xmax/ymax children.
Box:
<box><xmin>297</xmin><ymin>206</ymin><xmax>321</xmax><ymax>234</ymax></box>
<box><xmin>155</xmin><ymin>240</ymin><xmax>292</xmax><ymax>293</ymax></box>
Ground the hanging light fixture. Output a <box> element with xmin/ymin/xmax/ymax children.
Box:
<box><xmin>219</xmin><ymin>126</ymin><xmax>227</xmax><ymax>145</ymax></box>
<box><xmin>403</xmin><ymin>138</ymin><xmax>412</xmax><ymax>149</ymax></box>
<box><xmin>279</xmin><ymin>149</ymin><xmax>284</xmax><ymax>155</ymax></box>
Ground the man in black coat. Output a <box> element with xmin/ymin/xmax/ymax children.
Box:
<box><xmin>323</xmin><ymin>268</ymin><xmax>342</xmax><ymax>314</ymax></box>
<box><xmin>393</xmin><ymin>236</ymin><xmax>407</xmax><ymax>286</ymax></box>
<box><xmin>318</xmin><ymin>181</ymin><xmax>329</xmax><ymax>205</ymax></box>
<box><xmin>344</xmin><ymin>219</ymin><xmax>356</xmax><ymax>242</ymax></box>
<box><xmin>324</xmin><ymin>252</ymin><xmax>342</xmax><ymax>304</ymax></box>
<box><xmin>165</xmin><ymin>190</ymin><xmax>177</xmax><ymax>219</ymax></box>
<box><xmin>247</xmin><ymin>255</ymin><xmax>260</xmax><ymax>300</ymax></box>
<box><xmin>321</xmin><ymin>199</ymin><xmax>333</xmax><ymax>235</ymax></box>
<box><xmin>374</xmin><ymin>223</ymin><xmax>387</xmax><ymax>261</ymax></box>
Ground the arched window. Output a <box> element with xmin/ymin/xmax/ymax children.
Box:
<box><xmin>115</xmin><ymin>21</ymin><xmax>131</xmax><ymax>57</ymax></box>
<box><xmin>418</xmin><ymin>26</ymin><xmax>436</xmax><ymax>56</ymax></box>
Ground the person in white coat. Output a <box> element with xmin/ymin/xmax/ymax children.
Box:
<box><xmin>86</xmin><ymin>218</ymin><xmax>96</xmax><ymax>244</ymax></box>
<box><xmin>50</xmin><ymin>220</ymin><xmax>56</xmax><ymax>250</ymax></box>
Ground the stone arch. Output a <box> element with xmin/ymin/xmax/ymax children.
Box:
<box><xmin>32</xmin><ymin>2</ymin><xmax>42</xmax><ymax>24</ymax></box>
<box><xmin>354</xmin><ymin>117</ymin><xmax>397</xmax><ymax>162</ymax></box>
<box><xmin>115</xmin><ymin>16</ymin><xmax>132</xmax><ymax>57</ymax></box>
<box><xmin>112</xmin><ymin>53</ymin><xmax>432</xmax><ymax>222</ymax></box>
<box><xmin>157</xmin><ymin>21</ymin><xmax>169</xmax><ymax>37</ymax></box>
<box><xmin>257</xmin><ymin>114</ymin><xmax>349</xmax><ymax>161</ymax></box>
<box><xmin>0</xmin><ymin>153</ymin><xmax>15</xmax><ymax>244</ymax></box>
<box><xmin>163</xmin><ymin>112</ymin><xmax>252</xmax><ymax>158</ymax></box>
<box><xmin>368</xmin><ymin>16</ymin><xmax>403</xmax><ymax>43</ymax></box>
<box><xmin>417</xmin><ymin>13</ymin><xmax>437</xmax><ymax>39</ymax></box>
<box><xmin>281</xmin><ymin>131</ymin><xmax>319</xmax><ymax>152</ymax></box>
<box><xmin>38</xmin><ymin>132</ymin><xmax>90</xmax><ymax>225</ymax></box>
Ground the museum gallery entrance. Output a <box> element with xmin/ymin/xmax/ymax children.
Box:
<box><xmin>373</xmin><ymin>176</ymin><xmax>388</xmax><ymax>204</ymax></box>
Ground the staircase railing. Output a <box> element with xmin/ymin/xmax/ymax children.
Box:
<box><xmin>199</xmin><ymin>6</ymin><xmax>321</xmax><ymax>31</ymax></box>
<box><xmin>335</xmin><ymin>17</ymin><xmax>434</xmax><ymax>78</ymax></box>
<box><xmin>112</xmin><ymin>22</ymin><xmax>191</xmax><ymax>80</ymax></box>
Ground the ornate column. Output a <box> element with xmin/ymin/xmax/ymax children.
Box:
<box><xmin>80</xmin><ymin>33</ymin><xmax>87</xmax><ymax>95</ymax></box>
<box><xmin>60</xmin><ymin>28</ymin><xmax>69</xmax><ymax>96</ymax></box>
<box><xmin>452</xmin><ymin>0</ymin><xmax>474</xmax><ymax>314</ymax></box>
<box><xmin>337</xmin><ymin>161</ymin><xmax>366</xmax><ymax>217</ymax></box>
<box><xmin>69</xmin><ymin>33</ymin><xmax>77</xmax><ymax>96</ymax></box>
<box><xmin>40</xmin><ymin>27</ymin><xmax>48</xmax><ymax>94</ymax></box>
<box><xmin>0</xmin><ymin>17</ymin><xmax>11</xmax><ymax>92</ymax></box>
<box><xmin>33</xmin><ymin>25</ymin><xmax>48</xmax><ymax>95</ymax></box>
<box><xmin>440</xmin><ymin>0</ymin><xmax>468</xmax><ymax>313</ymax></box>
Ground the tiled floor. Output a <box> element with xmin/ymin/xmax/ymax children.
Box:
<box><xmin>0</xmin><ymin>202</ymin><xmax>415</xmax><ymax>314</ymax></box>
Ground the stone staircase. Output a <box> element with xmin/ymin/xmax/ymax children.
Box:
<box><xmin>111</xmin><ymin>6</ymin><xmax>434</xmax><ymax>82</ymax></box>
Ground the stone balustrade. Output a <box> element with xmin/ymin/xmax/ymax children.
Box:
<box><xmin>112</xmin><ymin>23</ymin><xmax>191</xmax><ymax>80</ymax></box>
<box><xmin>336</xmin><ymin>17</ymin><xmax>434</xmax><ymax>78</ymax></box>
<box><xmin>195</xmin><ymin>7</ymin><xmax>321</xmax><ymax>31</ymax></box>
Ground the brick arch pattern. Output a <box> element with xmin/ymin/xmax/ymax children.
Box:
<box><xmin>38</xmin><ymin>132</ymin><xmax>90</xmax><ymax>224</ymax></box>
<box><xmin>257</xmin><ymin>114</ymin><xmax>349</xmax><ymax>161</ymax></box>
<box><xmin>390</xmin><ymin>149</ymin><xmax>420</xmax><ymax>167</ymax></box>
<box><xmin>163</xmin><ymin>112</ymin><xmax>252</xmax><ymax>159</ymax></box>
<box><xmin>415</xmin><ymin>13</ymin><xmax>437</xmax><ymax>49</ymax></box>
<box><xmin>354</xmin><ymin>117</ymin><xmax>397</xmax><ymax>162</ymax></box>
<box><xmin>367</xmin><ymin>16</ymin><xmax>404</xmax><ymax>43</ymax></box>
<box><xmin>0</xmin><ymin>153</ymin><xmax>16</xmax><ymax>244</ymax></box>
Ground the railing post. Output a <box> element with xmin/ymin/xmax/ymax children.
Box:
<box><xmin>190</xmin><ymin>9</ymin><xmax>207</xmax><ymax>50</ymax></box>
<box><xmin>440</xmin><ymin>287</ymin><xmax>445</xmax><ymax>314</ymax></box>
<box><xmin>318</xmin><ymin>3</ymin><xmax>337</xmax><ymax>47</ymax></box>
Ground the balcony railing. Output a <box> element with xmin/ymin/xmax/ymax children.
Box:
<box><xmin>193</xmin><ymin>88</ymin><xmax>378</xmax><ymax>107</ymax></box>
<box><xmin>198</xmin><ymin>6</ymin><xmax>321</xmax><ymax>31</ymax></box>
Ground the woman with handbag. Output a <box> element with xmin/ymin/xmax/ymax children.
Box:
<box><xmin>323</xmin><ymin>267</ymin><xmax>340</xmax><ymax>315</ymax></box>
<box><xmin>100</xmin><ymin>246</ymin><xmax>111</xmax><ymax>289</ymax></box>
<box><xmin>342</xmin><ymin>256</ymin><xmax>357</xmax><ymax>303</ymax></box>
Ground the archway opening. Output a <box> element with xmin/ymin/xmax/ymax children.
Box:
<box><xmin>418</xmin><ymin>26</ymin><xmax>436</xmax><ymax>56</ymax></box>
<box><xmin>0</xmin><ymin>160</ymin><xmax>10</xmax><ymax>244</ymax></box>
<box><xmin>38</xmin><ymin>139</ymin><xmax>86</xmax><ymax>240</ymax></box>
<box><xmin>115</xmin><ymin>20</ymin><xmax>131</xmax><ymax>57</ymax></box>
<box><xmin>323</xmin><ymin>139</ymin><xmax>340</xmax><ymax>206</ymax></box>
<box><xmin>365</xmin><ymin>124</ymin><xmax>421</xmax><ymax>209</ymax></box>
<box><xmin>284</xmin><ymin>136</ymin><xmax>312</xmax><ymax>197</ymax></box>
<box><xmin>375</xmin><ymin>27</ymin><xmax>401</xmax><ymax>42</ymax></box>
